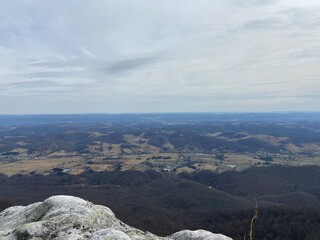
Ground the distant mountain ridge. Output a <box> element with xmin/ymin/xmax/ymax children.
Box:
<box><xmin>1</xmin><ymin>112</ymin><xmax>320</xmax><ymax>126</ymax></box>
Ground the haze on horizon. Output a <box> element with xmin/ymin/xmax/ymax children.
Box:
<box><xmin>0</xmin><ymin>0</ymin><xmax>320</xmax><ymax>114</ymax></box>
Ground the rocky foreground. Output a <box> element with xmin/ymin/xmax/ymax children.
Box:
<box><xmin>0</xmin><ymin>195</ymin><xmax>232</xmax><ymax>240</ymax></box>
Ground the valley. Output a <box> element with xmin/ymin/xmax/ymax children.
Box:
<box><xmin>0</xmin><ymin>113</ymin><xmax>320</xmax><ymax>239</ymax></box>
<box><xmin>0</xmin><ymin>114</ymin><xmax>319</xmax><ymax>176</ymax></box>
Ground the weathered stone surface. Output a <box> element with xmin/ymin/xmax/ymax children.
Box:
<box><xmin>90</xmin><ymin>229</ymin><xmax>131</xmax><ymax>240</ymax></box>
<box><xmin>0</xmin><ymin>195</ymin><xmax>232</xmax><ymax>240</ymax></box>
<box><xmin>171</xmin><ymin>230</ymin><xmax>233</xmax><ymax>240</ymax></box>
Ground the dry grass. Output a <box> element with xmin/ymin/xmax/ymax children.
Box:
<box><xmin>0</xmin><ymin>156</ymin><xmax>85</xmax><ymax>176</ymax></box>
<box><xmin>175</xmin><ymin>166</ymin><xmax>195</xmax><ymax>174</ymax></box>
<box><xmin>1</xmin><ymin>135</ymin><xmax>319</xmax><ymax>177</ymax></box>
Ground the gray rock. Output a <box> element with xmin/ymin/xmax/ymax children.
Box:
<box><xmin>0</xmin><ymin>195</ymin><xmax>232</xmax><ymax>240</ymax></box>
<box><xmin>171</xmin><ymin>230</ymin><xmax>232</xmax><ymax>240</ymax></box>
<box><xmin>90</xmin><ymin>228</ymin><xmax>131</xmax><ymax>240</ymax></box>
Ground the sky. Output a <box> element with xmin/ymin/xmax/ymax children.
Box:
<box><xmin>0</xmin><ymin>0</ymin><xmax>320</xmax><ymax>114</ymax></box>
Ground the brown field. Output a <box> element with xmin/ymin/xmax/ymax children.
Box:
<box><xmin>1</xmin><ymin>120</ymin><xmax>319</xmax><ymax>176</ymax></box>
<box><xmin>0</xmin><ymin>156</ymin><xmax>85</xmax><ymax>176</ymax></box>
<box><xmin>1</xmin><ymin>149</ymin><xmax>320</xmax><ymax>176</ymax></box>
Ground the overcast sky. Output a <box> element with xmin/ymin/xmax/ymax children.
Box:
<box><xmin>0</xmin><ymin>0</ymin><xmax>320</xmax><ymax>114</ymax></box>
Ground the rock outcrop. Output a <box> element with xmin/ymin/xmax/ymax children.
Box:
<box><xmin>0</xmin><ymin>195</ymin><xmax>232</xmax><ymax>240</ymax></box>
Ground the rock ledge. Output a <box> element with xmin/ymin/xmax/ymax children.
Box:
<box><xmin>0</xmin><ymin>195</ymin><xmax>232</xmax><ymax>240</ymax></box>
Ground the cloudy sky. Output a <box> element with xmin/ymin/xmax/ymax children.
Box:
<box><xmin>0</xmin><ymin>0</ymin><xmax>320</xmax><ymax>114</ymax></box>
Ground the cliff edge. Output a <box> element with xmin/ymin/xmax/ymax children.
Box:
<box><xmin>0</xmin><ymin>195</ymin><xmax>232</xmax><ymax>240</ymax></box>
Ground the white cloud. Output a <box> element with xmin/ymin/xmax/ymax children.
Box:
<box><xmin>0</xmin><ymin>0</ymin><xmax>319</xmax><ymax>113</ymax></box>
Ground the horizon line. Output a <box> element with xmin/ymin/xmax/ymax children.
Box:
<box><xmin>1</xmin><ymin>111</ymin><xmax>320</xmax><ymax>116</ymax></box>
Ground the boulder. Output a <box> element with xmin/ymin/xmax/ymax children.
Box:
<box><xmin>171</xmin><ymin>230</ymin><xmax>232</xmax><ymax>240</ymax></box>
<box><xmin>0</xmin><ymin>195</ymin><xmax>232</xmax><ymax>240</ymax></box>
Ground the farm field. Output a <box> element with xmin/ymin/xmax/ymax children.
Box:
<box><xmin>0</xmin><ymin>113</ymin><xmax>319</xmax><ymax>176</ymax></box>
